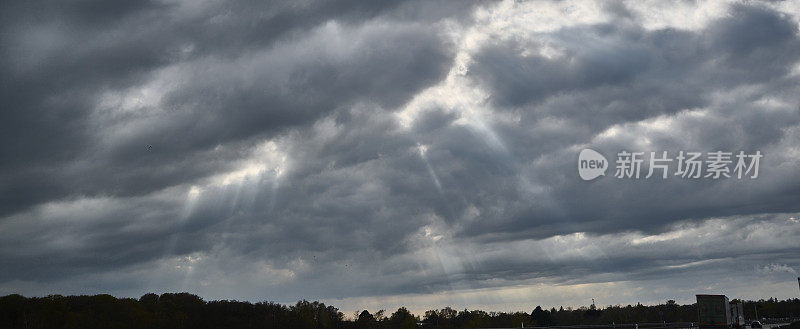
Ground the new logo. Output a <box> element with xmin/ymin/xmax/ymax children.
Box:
<box><xmin>578</xmin><ymin>148</ymin><xmax>608</xmax><ymax>181</ymax></box>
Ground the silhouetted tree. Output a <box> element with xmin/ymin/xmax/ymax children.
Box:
<box><xmin>532</xmin><ymin>305</ymin><xmax>556</xmax><ymax>326</ymax></box>
<box><xmin>389</xmin><ymin>307</ymin><xmax>417</xmax><ymax>329</ymax></box>
<box><xmin>1</xmin><ymin>293</ymin><xmax>799</xmax><ymax>329</ymax></box>
<box><xmin>356</xmin><ymin>310</ymin><xmax>377</xmax><ymax>329</ymax></box>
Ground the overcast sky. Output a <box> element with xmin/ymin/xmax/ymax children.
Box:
<box><xmin>2</xmin><ymin>0</ymin><xmax>800</xmax><ymax>314</ymax></box>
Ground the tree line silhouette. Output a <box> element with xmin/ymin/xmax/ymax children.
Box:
<box><xmin>1</xmin><ymin>293</ymin><xmax>799</xmax><ymax>329</ymax></box>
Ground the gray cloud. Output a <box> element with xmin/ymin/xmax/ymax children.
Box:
<box><xmin>1</xmin><ymin>0</ymin><xmax>800</xmax><ymax>311</ymax></box>
<box><xmin>0</xmin><ymin>0</ymin><xmax>462</xmax><ymax>217</ymax></box>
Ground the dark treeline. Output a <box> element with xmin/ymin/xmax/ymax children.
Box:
<box><xmin>1</xmin><ymin>293</ymin><xmax>799</xmax><ymax>329</ymax></box>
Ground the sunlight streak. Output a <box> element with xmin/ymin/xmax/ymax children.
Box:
<box><xmin>418</xmin><ymin>144</ymin><xmax>443</xmax><ymax>192</ymax></box>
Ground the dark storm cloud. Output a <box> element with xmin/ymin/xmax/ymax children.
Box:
<box><xmin>454</xmin><ymin>3</ymin><xmax>800</xmax><ymax>239</ymax></box>
<box><xmin>471</xmin><ymin>4</ymin><xmax>799</xmax><ymax>124</ymax></box>
<box><xmin>0</xmin><ymin>0</ymin><xmax>472</xmax><ymax>296</ymax></box>
<box><xmin>1</xmin><ymin>0</ymin><xmax>800</xmax><ymax>306</ymax></box>
<box><xmin>0</xmin><ymin>0</ymin><xmax>463</xmax><ymax>217</ymax></box>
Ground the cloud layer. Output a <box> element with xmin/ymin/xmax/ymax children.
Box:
<box><xmin>1</xmin><ymin>0</ymin><xmax>800</xmax><ymax>312</ymax></box>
